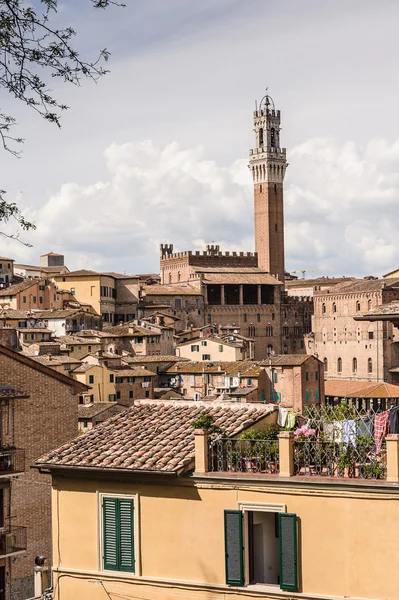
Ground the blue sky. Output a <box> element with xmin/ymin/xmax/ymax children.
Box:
<box><xmin>1</xmin><ymin>0</ymin><xmax>399</xmax><ymax>277</ymax></box>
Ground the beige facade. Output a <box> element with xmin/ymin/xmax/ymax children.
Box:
<box><xmin>177</xmin><ymin>337</ymin><xmax>245</xmax><ymax>361</ymax></box>
<box><xmin>313</xmin><ymin>278</ymin><xmax>399</xmax><ymax>382</ymax></box>
<box><xmin>38</xmin><ymin>399</ymin><xmax>399</xmax><ymax>600</ymax></box>
<box><xmin>265</xmin><ymin>355</ymin><xmax>325</xmax><ymax>410</ymax></box>
<box><xmin>0</xmin><ymin>257</ymin><xmax>14</xmax><ymax>284</ymax></box>
<box><xmin>0</xmin><ymin>278</ymin><xmax>64</xmax><ymax>311</ymax></box>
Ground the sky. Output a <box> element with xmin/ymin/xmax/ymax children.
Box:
<box><xmin>1</xmin><ymin>0</ymin><xmax>399</xmax><ymax>278</ymax></box>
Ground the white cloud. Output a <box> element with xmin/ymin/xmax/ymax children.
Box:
<box><xmin>2</xmin><ymin>135</ymin><xmax>399</xmax><ymax>279</ymax></box>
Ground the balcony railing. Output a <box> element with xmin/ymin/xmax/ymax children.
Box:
<box><xmin>208</xmin><ymin>438</ymin><xmax>280</xmax><ymax>474</ymax></box>
<box><xmin>0</xmin><ymin>526</ymin><xmax>27</xmax><ymax>557</ymax></box>
<box><xmin>0</xmin><ymin>449</ymin><xmax>25</xmax><ymax>476</ymax></box>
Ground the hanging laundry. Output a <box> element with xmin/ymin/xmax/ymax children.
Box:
<box><xmin>286</xmin><ymin>411</ymin><xmax>296</xmax><ymax>430</ymax></box>
<box><xmin>357</xmin><ymin>415</ymin><xmax>374</xmax><ymax>439</ymax></box>
<box><xmin>323</xmin><ymin>423</ymin><xmax>334</xmax><ymax>442</ymax></box>
<box><xmin>332</xmin><ymin>420</ymin><xmax>343</xmax><ymax>444</ymax></box>
<box><xmin>374</xmin><ymin>411</ymin><xmax>390</xmax><ymax>453</ymax></box>
<box><xmin>277</xmin><ymin>406</ymin><xmax>288</xmax><ymax>427</ymax></box>
<box><xmin>342</xmin><ymin>420</ymin><xmax>356</xmax><ymax>447</ymax></box>
<box><xmin>389</xmin><ymin>405</ymin><xmax>399</xmax><ymax>434</ymax></box>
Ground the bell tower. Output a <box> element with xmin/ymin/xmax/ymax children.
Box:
<box><xmin>249</xmin><ymin>93</ymin><xmax>287</xmax><ymax>282</ymax></box>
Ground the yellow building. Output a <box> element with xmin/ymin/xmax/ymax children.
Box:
<box><xmin>176</xmin><ymin>336</ymin><xmax>246</xmax><ymax>361</ymax></box>
<box><xmin>35</xmin><ymin>400</ymin><xmax>399</xmax><ymax>600</ymax></box>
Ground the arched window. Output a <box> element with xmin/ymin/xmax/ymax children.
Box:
<box><xmin>337</xmin><ymin>357</ymin><xmax>342</xmax><ymax>373</ymax></box>
<box><xmin>271</xmin><ymin>312</ymin><xmax>275</xmax><ymax>321</ymax></box>
<box><xmin>332</xmin><ymin>302</ymin><xmax>336</xmax><ymax>313</ymax></box>
<box><xmin>266</xmin><ymin>325</ymin><xmax>273</xmax><ymax>337</ymax></box>
<box><xmin>267</xmin><ymin>344</ymin><xmax>273</xmax><ymax>355</ymax></box>
<box><xmin>368</xmin><ymin>299</ymin><xmax>372</xmax><ymax>311</ymax></box>
<box><xmin>356</xmin><ymin>301</ymin><xmax>361</xmax><ymax>312</ymax></box>
<box><xmin>177</xmin><ymin>271</ymin><xmax>181</xmax><ymax>282</ymax></box>
<box><xmin>243</xmin><ymin>313</ymin><xmax>247</xmax><ymax>323</ymax></box>
<box><xmin>353</xmin><ymin>358</ymin><xmax>357</xmax><ymax>373</ymax></box>
<box><xmin>257</xmin><ymin>313</ymin><xmax>261</xmax><ymax>323</ymax></box>
<box><xmin>283</xmin><ymin>309</ymin><xmax>287</xmax><ymax>319</ymax></box>
<box><xmin>322</xmin><ymin>303</ymin><xmax>326</xmax><ymax>314</ymax></box>
<box><xmin>324</xmin><ymin>357</ymin><xmax>328</xmax><ymax>372</ymax></box>
<box><xmin>259</xmin><ymin>127</ymin><xmax>264</xmax><ymax>147</ymax></box>
<box><xmin>368</xmin><ymin>358</ymin><xmax>373</xmax><ymax>374</ymax></box>
<box><xmin>283</xmin><ymin>344</ymin><xmax>288</xmax><ymax>354</ymax></box>
<box><xmin>168</xmin><ymin>273</ymin><xmax>172</xmax><ymax>284</ymax></box>
<box><xmin>270</xmin><ymin>127</ymin><xmax>276</xmax><ymax>148</ymax></box>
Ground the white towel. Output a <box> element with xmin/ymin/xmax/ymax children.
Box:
<box><xmin>277</xmin><ymin>406</ymin><xmax>288</xmax><ymax>427</ymax></box>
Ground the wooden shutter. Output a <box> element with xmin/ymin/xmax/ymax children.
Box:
<box><xmin>103</xmin><ymin>497</ymin><xmax>118</xmax><ymax>571</ymax></box>
<box><xmin>224</xmin><ymin>510</ymin><xmax>244</xmax><ymax>586</ymax></box>
<box><xmin>278</xmin><ymin>513</ymin><xmax>298</xmax><ymax>592</ymax></box>
<box><xmin>103</xmin><ymin>497</ymin><xmax>134</xmax><ymax>573</ymax></box>
<box><xmin>118</xmin><ymin>499</ymin><xmax>135</xmax><ymax>572</ymax></box>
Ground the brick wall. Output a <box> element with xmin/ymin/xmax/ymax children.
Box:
<box><xmin>0</xmin><ymin>352</ymin><xmax>79</xmax><ymax>599</ymax></box>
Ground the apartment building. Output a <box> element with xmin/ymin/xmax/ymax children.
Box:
<box><xmin>0</xmin><ymin>279</ymin><xmax>64</xmax><ymax>311</ymax></box>
<box><xmin>0</xmin><ymin>344</ymin><xmax>86</xmax><ymax>599</ymax></box>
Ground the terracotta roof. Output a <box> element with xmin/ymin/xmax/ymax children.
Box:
<box><xmin>316</xmin><ymin>278</ymin><xmax>399</xmax><ymax>295</ymax></box>
<box><xmin>125</xmin><ymin>355</ymin><xmax>183</xmax><ymax>363</ymax></box>
<box><xmin>0</xmin><ymin>257</ymin><xmax>14</xmax><ymax>262</ymax></box>
<box><xmin>260</xmin><ymin>354</ymin><xmax>319</xmax><ymax>367</ymax></box>
<box><xmin>228</xmin><ymin>386</ymin><xmax>257</xmax><ymax>396</ymax></box>
<box><xmin>0</xmin><ymin>345</ymin><xmax>88</xmax><ymax>390</ymax></box>
<box><xmin>72</xmin><ymin>363</ymin><xmax>95</xmax><ymax>373</ymax></box>
<box><xmin>0</xmin><ymin>310</ymin><xmax>35</xmax><ymax>319</ymax></box>
<box><xmin>202</xmin><ymin>272</ymin><xmax>281</xmax><ymax>285</ymax></box>
<box><xmin>13</xmin><ymin>264</ymin><xmax>42</xmax><ymax>271</ymax></box>
<box><xmin>325</xmin><ymin>379</ymin><xmax>399</xmax><ymax>399</ymax></box>
<box><xmin>17</xmin><ymin>328</ymin><xmax>53</xmax><ymax>333</ymax></box>
<box><xmin>110</xmin><ymin>367</ymin><xmax>155</xmax><ymax>377</ymax></box>
<box><xmin>0</xmin><ymin>279</ymin><xmax>39</xmax><ymax>296</ymax></box>
<box><xmin>33</xmin><ymin>309</ymin><xmax>93</xmax><ymax>319</ymax></box>
<box><xmin>102</xmin><ymin>325</ymin><xmax>159</xmax><ymax>337</ymax></box>
<box><xmin>163</xmin><ymin>360</ymin><xmax>263</xmax><ymax>377</ymax></box>
<box><xmin>355</xmin><ymin>301</ymin><xmax>399</xmax><ymax>320</ymax></box>
<box><xmin>31</xmin><ymin>355</ymin><xmax>81</xmax><ymax>366</ymax></box>
<box><xmin>142</xmin><ymin>284</ymin><xmax>201</xmax><ymax>296</ymax></box>
<box><xmin>285</xmin><ymin>276</ymin><xmax>354</xmax><ymax>287</ymax></box>
<box><xmin>78</xmin><ymin>403</ymin><xmax>125</xmax><ymax>419</ymax></box>
<box><xmin>35</xmin><ymin>400</ymin><xmax>275</xmax><ymax>473</ymax></box>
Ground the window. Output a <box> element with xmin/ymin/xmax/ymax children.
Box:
<box><xmin>207</xmin><ymin>314</ymin><xmax>211</xmax><ymax>324</ymax></box>
<box><xmin>78</xmin><ymin>396</ymin><xmax>83</xmax><ymax>405</ymax></box>
<box><xmin>83</xmin><ymin>420</ymin><xmax>89</xmax><ymax>428</ymax></box>
<box><xmin>324</xmin><ymin>357</ymin><xmax>328</xmax><ymax>372</ymax></box>
<box><xmin>266</xmin><ymin>325</ymin><xmax>273</xmax><ymax>337</ymax></box>
<box><xmin>102</xmin><ymin>497</ymin><xmax>135</xmax><ymax>573</ymax></box>
<box><xmin>368</xmin><ymin>358</ymin><xmax>373</xmax><ymax>374</ymax></box>
<box><xmin>243</xmin><ymin>314</ymin><xmax>247</xmax><ymax>323</ymax></box>
<box><xmin>248</xmin><ymin>325</ymin><xmax>256</xmax><ymax>337</ymax></box>
<box><xmin>177</xmin><ymin>271</ymin><xmax>181</xmax><ymax>282</ymax></box>
<box><xmin>305</xmin><ymin>372</ymin><xmax>309</xmax><ymax>382</ymax></box>
<box><xmin>168</xmin><ymin>273</ymin><xmax>172</xmax><ymax>284</ymax></box>
<box><xmin>283</xmin><ymin>344</ymin><xmax>288</xmax><ymax>354</ymax></box>
<box><xmin>116</xmin><ymin>391</ymin><xmax>121</xmax><ymax>400</ymax></box>
<box><xmin>305</xmin><ymin>391</ymin><xmax>310</xmax><ymax>403</ymax></box>
<box><xmin>356</xmin><ymin>301</ymin><xmax>361</xmax><ymax>312</ymax></box>
<box><xmin>337</xmin><ymin>357</ymin><xmax>342</xmax><ymax>373</ymax></box>
<box><xmin>332</xmin><ymin>302</ymin><xmax>336</xmax><ymax>313</ymax></box>
<box><xmin>116</xmin><ymin>377</ymin><xmax>123</xmax><ymax>384</ymax></box>
<box><xmin>89</xmin><ymin>375</ymin><xmax>94</xmax><ymax>384</ymax></box>
<box><xmin>282</xmin><ymin>326</ymin><xmax>289</xmax><ymax>337</ymax></box>
<box><xmin>129</xmin><ymin>391</ymin><xmax>134</xmax><ymax>399</ymax></box>
<box><xmin>33</xmin><ymin>296</ymin><xmax>37</xmax><ymax>303</ymax></box>
<box><xmin>201</xmin><ymin>341</ymin><xmax>207</xmax><ymax>346</ymax></box>
<box><xmin>145</xmin><ymin>391</ymin><xmax>150</xmax><ymax>398</ymax></box>
<box><xmin>218</xmin><ymin>345</ymin><xmax>223</xmax><ymax>352</ymax></box>
<box><xmin>144</xmin><ymin>376</ymin><xmax>151</xmax><ymax>382</ymax></box>
<box><xmin>368</xmin><ymin>299</ymin><xmax>372</xmax><ymax>311</ymax></box>
<box><xmin>293</xmin><ymin>325</ymin><xmax>300</xmax><ymax>336</ymax></box>
<box><xmin>259</xmin><ymin>127</ymin><xmax>264</xmax><ymax>146</ymax></box>
<box><xmin>128</xmin><ymin>377</ymin><xmax>135</xmax><ymax>383</ymax></box>
<box><xmin>23</xmin><ymin>296</ymin><xmax>26</xmax><ymax>304</ymax></box>
<box><xmin>54</xmin><ymin>294</ymin><xmax>57</xmax><ymax>301</ymax></box>
<box><xmin>322</xmin><ymin>303</ymin><xmax>326</xmax><ymax>314</ymax></box>
<box><xmin>202</xmin><ymin>354</ymin><xmax>211</xmax><ymax>360</ymax></box>
<box><xmin>273</xmin><ymin>371</ymin><xmax>278</xmax><ymax>384</ymax></box>
<box><xmin>224</xmin><ymin>510</ymin><xmax>298</xmax><ymax>591</ymax></box>
<box><xmin>247</xmin><ymin>378</ymin><xmax>252</xmax><ymax>386</ymax></box>
<box><xmin>271</xmin><ymin>313</ymin><xmax>275</xmax><ymax>321</ymax></box>
<box><xmin>353</xmin><ymin>358</ymin><xmax>357</xmax><ymax>373</ymax></box>
<box><xmin>368</xmin><ymin>331</ymin><xmax>374</xmax><ymax>340</ymax></box>
<box><xmin>315</xmin><ymin>390</ymin><xmax>319</xmax><ymax>403</ymax></box>
<box><xmin>191</xmin><ymin>345</ymin><xmax>199</xmax><ymax>352</ymax></box>
<box><xmin>315</xmin><ymin>371</ymin><xmax>319</xmax><ymax>381</ymax></box>
<box><xmin>70</xmin><ymin>288</ymin><xmax>75</xmax><ymax>296</ymax></box>
<box><xmin>175</xmin><ymin>299</ymin><xmax>181</xmax><ymax>309</ymax></box>
<box><xmin>257</xmin><ymin>313</ymin><xmax>260</xmax><ymax>323</ymax></box>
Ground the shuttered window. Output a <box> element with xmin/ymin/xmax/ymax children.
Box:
<box><xmin>103</xmin><ymin>497</ymin><xmax>135</xmax><ymax>573</ymax></box>
<box><xmin>278</xmin><ymin>513</ymin><xmax>298</xmax><ymax>591</ymax></box>
<box><xmin>224</xmin><ymin>510</ymin><xmax>244</xmax><ymax>586</ymax></box>
<box><xmin>305</xmin><ymin>391</ymin><xmax>310</xmax><ymax>403</ymax></box>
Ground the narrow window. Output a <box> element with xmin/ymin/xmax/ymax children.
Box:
<box><xmin>356</xmin><ymin>301</ymin><xmax>361</xmax><ymax>312</ymax></box>
<box><xmin>129</xmin><ymin>391</ymin><xmax>134</xmax><ymax>399</ymax></box>
<box><xmin>353</xmin><ymin>358</ymin><xmax>357</xmax><ymax>373</ymax></box>
<box><xmin>368</xmin><ymin>331</ymin><xmax>374</xmax><ymax>340</ymax></box>
<box><xmin>259</xmin><ymin>127</ymin><xmax>264</xmax><ymax>147</ymax></box>
<box><xmin>322</xmin><ymin>303</ymin><xmax>326</xmax><ymax>314</ymax></box>
<box><xmin>103</xmin><ymin>497</ymin><xmax>135</xmax><ymax>573</ymax></box>
<box><xmin>332</xmin><ymin>302</ymin><xmax>336</xmax><ymax>313</ymax></box>
<box><xmin>109</xmin><ymin>374</ymin><xmax>114</xmax><ymax>383</ymax></box>
<box><xmin>337</xmin><ymin>357</ymin><xmax>342</xmax><ymax>373</ymax></box>
<box><xmin>368</xmin><ymin>358</ymin><xmax>373</xmax><ymax>374</ymax></box>
<box><xmin>89</xmin><ymin>375</ymin><xmax>94</xmax><ymax>384</ymax></box>
<box><xmin>257</xmin><ymin>313</ymin><xmax>260</xmax><ymax>323</ymax></box>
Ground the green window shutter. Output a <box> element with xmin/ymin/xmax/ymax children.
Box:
<box><xmin>305</xmin><ymin>391</ymin><xmax>310</xmax><ymax>403</ymax></box>
<box><xmin>224</xmin><ymin>510</ymin><xmax>244</xmax><ymax>586</ymax></box>
<box><xmin>118</xmin><ymin>499</ymin><xmax>135</xmax><ymax>572</ymax></box>
<box><xmin>103</xmin><ymin>497</ymin><xmax>118</xmax><ymax>571</ymax></box>
<box><xmin>103</xmin><ymin>498</ymin><xmax>134</xmax><ymax>573</ymax></box>
<box><xmin>260</xmin><ymin>391</ymin><xmax>265</xmax><ymax>403</ymax></box>
<box><xmin>315</xmin><ymin>390</ymin><xmax>319</xmax><ymax>403</ymax></box>
<box><xmin>278</xmin><ymin>513</ymin><xmax>298</xmax><ymax>592</ymax></box>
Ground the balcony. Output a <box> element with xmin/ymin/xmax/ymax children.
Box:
<box><xmin>209</xmin><ymin>438</ymin><xmax>279</xmax><ymax>475</ymax></box>
<box><xmin>0</xmin><ymin>526</ymin><xmax>27</xmax><ymax>557</ymax></box>
<box><xmin>0</xmin><ymin>449</ymin><xmax>25</xmax><ymax>477</ymax></box>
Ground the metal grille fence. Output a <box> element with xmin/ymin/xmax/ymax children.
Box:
<box><xmin>294</xmin><ymin>404</ymin><xmax>388</xmax><ymax>480</ymax></box>
<box><xmin>209</xmin><ymin>438</ymin><xmax>279</xmax><ymax>474</ymax></box>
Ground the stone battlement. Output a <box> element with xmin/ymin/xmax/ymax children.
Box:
<box><xmin>253</xmin><ymin>109</ymin><xmax>281</xmax><ymax>118</ymax></box>
<box><xmin>160</xmin><ymin>244</ymin><xmax>258</xmax><ymax>265</ymax></box>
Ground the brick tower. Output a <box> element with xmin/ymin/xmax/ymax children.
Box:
<box><xmin>249</xmin><ymin>93</ymin><xmax>287</xmax><ymax>282</ymax></box>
